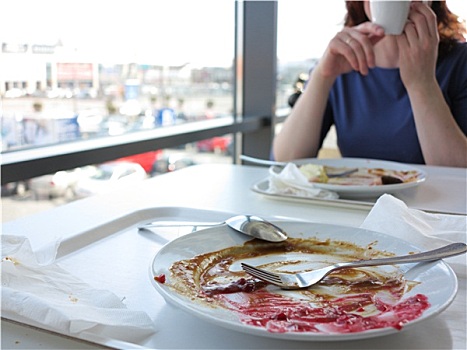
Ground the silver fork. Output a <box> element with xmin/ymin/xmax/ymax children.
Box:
<box><xmin>241</xmin><ymin>242</ymin><xmax>467</xmax><ymax>290</ymax></box>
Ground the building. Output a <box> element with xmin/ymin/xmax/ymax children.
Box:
<box><xmin>0</xmin><ymin>40</ymin><xmax>99</xmax><ymax>96</ymax></box>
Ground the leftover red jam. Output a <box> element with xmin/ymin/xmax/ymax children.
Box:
<box><xmin>154</xmin><ymin>274</ymin><xmax>166</xmax><ymax>284</ymax></box>
<box><xmin>219</xmin><ymin>290</ymin><xmax>429</xmax><ymax>333</ymax></box>
<box><xmin>164</xmin><ymin>237</ymin><xmax>429</xmax><ymax>334</ymax></box>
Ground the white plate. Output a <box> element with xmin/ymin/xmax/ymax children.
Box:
<box><xmin>150</xmin><ymin>221</ymin><xmax>457</xmax><ymax>341</ymax></box>
<box><xmin>252</xmin><ymin>178</ymin><xmax>377</xmax><ymax>209</ymax></box>
<box><xmin>271</xmin><ymin>158</ymin><xmax>427</xmax><ymax>198</ymax></box>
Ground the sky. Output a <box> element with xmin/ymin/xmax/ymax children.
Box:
<box><xmin>1</xmin><ymin>0</ymin><xmax>466</xmax><ymax>66</ymax></box>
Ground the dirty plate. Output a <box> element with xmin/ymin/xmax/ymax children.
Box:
<box><xmin>149</xmin><ymin>221</ymin><xmax>456</xmax><ymax>341</ymax></box>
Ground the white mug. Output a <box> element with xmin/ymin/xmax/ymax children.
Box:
<box><xmin>369</xmin><ymin>0</ymin><xmax>411</xmax><ymax>35</ymax></box>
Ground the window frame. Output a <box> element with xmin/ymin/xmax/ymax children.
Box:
<box><xmin>1</xmin><ymin>1</ymin><xmax>278</xmax><ymax>185</ymax></box>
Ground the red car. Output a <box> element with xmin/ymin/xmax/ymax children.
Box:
<box><xmin>196</xmin><ymin>136</ymin><xmax>232</xmax><ymax>154</ymax></box>
<box><xmin>116</xmin><ymin>151</ymin><xmax>162</xmax><ymax>173</ymax></box>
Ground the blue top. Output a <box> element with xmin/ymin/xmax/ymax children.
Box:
<box><xmin>320</xmin><ymin>42</ymin><xmax>467</xmax><ymax>164</ymax></box>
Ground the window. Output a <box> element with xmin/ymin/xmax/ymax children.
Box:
<box><xmin>1</xmin><ymin>0</ymin><xmax>235</xmax><ymax>152</ymax></box>
<box><xmin>1</xmin><ymin>1</ymin><xmax>277</xmax><ymax>221</ymax></box>
<box><xmin>275</xmin><ymin>0</ymin><xmax>347</xmax><ymax>158</ymax></box>
<box><xmin>275</xmin><ymin>0</ymin><xmax>467</xmax><ymax>158</ymax></box>
<box><xmin>5</xmin><ymin>1</ymin><xmax>464</xmax><ymax>221</ymax></box>
<box><xmin>2</xmin><ymin>0</ymin><xmax>262</xmax><ymax>183</ymax></box>
<box><xmin>276</xmin><ymin>0</ymin><xmax>467</xmax><ymax>112</ymax></box>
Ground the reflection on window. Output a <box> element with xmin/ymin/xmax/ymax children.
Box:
<box><xmin>1</xmin><ymin>0</ymin><xmax>236</xmax><ymax>221</ymax></box>
<box><xmin>1</xmin><ymin>0</ymin><xmax>234</xmax><ymax>151</ymax></box>
<box><xmin>276</xmin><ymin>0</ymin><xmax>346</xmax><ymax>114</ymax></box>
<box><xmin>275</xmin><ymin>1</ymin><xmax>346</xmax><ymax>158</ymax></box>
<box><xmin>275</xmin><ymin>0</ymin><xmax>466</xmax><ymax>159</ymax></box>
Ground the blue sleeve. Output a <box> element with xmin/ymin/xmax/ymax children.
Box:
<box><xmin>437</xmin><ymin>42</ymin><xmax>467</xmax><ymax>135</ymax></box>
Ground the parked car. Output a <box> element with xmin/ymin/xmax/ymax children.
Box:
<box><xmin>196</xmin><ymin>135</ymin><xmax>232</xmax><ymax>154</ymax></box>
<box><xmin>76</xmin><ymin>109</ymin><xmax>104</xmax><ymax>135</ymax></box>
<box><xmin>4</xmin><ymin>88</ymin><xmax>25</xmax><ymax>98</ymax></box>
<box><xmin>1</xmin><ymin>181</ymin><xmax>29</xmax><ymax>197</ymax></box>
<box><xmin>74</xmin><ymin>162</ymin><xmax>147</xmax><ymax>198</ymax></box>
<box><xmin>29</xmin><ymin>166</ymin><xmax>97</xmax><ymax>200</ymax></box>
<box><xmin>116</xmin><ymin>150</ymin><xmax>162</xmax><ymax>173</ymax></box>
<box><xmin>100</xmin><ymin>114</ymin><xmax>129</xmax><ymax>136</ymax></box>
<box><xmin>151</xmin><ymin>154</ymin><xmax>196</xmax><ymax>176</ymax></box>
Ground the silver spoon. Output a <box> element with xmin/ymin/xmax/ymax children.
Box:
<box><xmin>138</xmin><ymin>215</ymin><xmax>288</xmax><ymax>242</ymax></box>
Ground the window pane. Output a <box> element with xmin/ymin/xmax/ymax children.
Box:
<box><xmin>275</xmin><ymin>0</ymin><xmax>467</xmax><ymax>158</ymax></box>
<box><xmin>276</xmin><ymin>0</ymin><xmax>346</xmax><ymax>158</ymax></box>
<box><xmin>1</xmin><ymin>0</ymin><xmax>234</xmax><ymax>150</ymax></box>
<box><xmin>276</xmin><ymin>0</ymin><xmax>346</xmax><ymax>113</ymax></box>
<box><xmin>1</xmin><ymin>0</ymin><xmax>235</xmax><ymax>221</ymax></box>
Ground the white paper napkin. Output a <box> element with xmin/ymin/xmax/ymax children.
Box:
<box><xmin>1</xmin><ymin>235</ymin><xmax>156</xmax><ymax>344</ymax></box>
<box><xmin>360</xmin><ymin>194</ymin><xmax>467</xmax><ymax>267</ymax></box>
<box><xmin>267</xmin><ymin>163</ymin><xmax>339</xmax><ymax>199</ymax></box>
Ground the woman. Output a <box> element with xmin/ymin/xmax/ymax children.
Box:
<box><xmin>273</xmin><ymin>1</ymin><xmax>467</xmax><ymax>167</ymax></box>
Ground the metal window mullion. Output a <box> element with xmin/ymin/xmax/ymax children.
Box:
<box><xmin>239</xmin><ymin>0</ymin><xmax>277</xmax><ymax>161</ymax></box>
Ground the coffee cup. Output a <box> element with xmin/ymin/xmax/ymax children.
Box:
<box><xmin>369</xmin><ymin>0</ymin><xmax>411</xmax><ymax>35</ymax></box>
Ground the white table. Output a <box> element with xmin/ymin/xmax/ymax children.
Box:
<box><xmin>2</xmin><ymin>164</ymin><xmax>466</xmax><ymax>349</ymax></box>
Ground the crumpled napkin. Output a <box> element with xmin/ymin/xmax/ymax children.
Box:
<box><xmin>361</xmin><ymin>194</ymin><xmax>466</xmax><ymax>267</ymax></box>
<box><xmin>1</xmin><ymin>235</ymin><xmax>156</xmax><ymax>344</ymax></box>
<box><xmin>267</xmin><ymin>163</ymin><xmax>339</xmax><ymax>199</ymax></box>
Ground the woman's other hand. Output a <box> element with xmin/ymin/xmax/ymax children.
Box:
<box><xmin>397</xmin><ymin>2</ymin><xmax>439</xmax><ymax>90</ymax></box>
<box><xmin>317</xmin><ymin>22</ymin><xmax>385</xmax><ymax>78</ymax></box>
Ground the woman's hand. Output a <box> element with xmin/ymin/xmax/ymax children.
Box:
<box><xmin>396</xmin><ymin>2</ymin><xmax>466</xmax><ymax>167</ymax></box>
<box><xmin>397</xmin><ymin>2</ymin><xmax>439</xmax><ymax>90</ymax></box>
<box><xmin>317</xmin><ymin>22</ymin><xmax>385</xmax><ymax>78</ymax></box>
